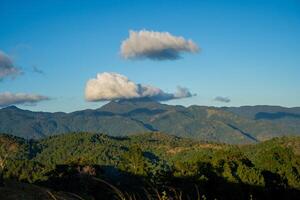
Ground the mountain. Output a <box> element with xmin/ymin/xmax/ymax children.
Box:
<box><xmin>222</xmin><ymin>105</ymin><xmax>300</xmax><ymax>120</ymax></box>
<box><xmin>0</xmin><ymin>98</ymin><xmax>300</xmax><ymax>144</ymax></box>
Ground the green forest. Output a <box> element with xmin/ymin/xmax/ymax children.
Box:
<box><xmin>1</xmin><ymin>132</ymin><xmax>300</xmax><ymax>199</ymax></box>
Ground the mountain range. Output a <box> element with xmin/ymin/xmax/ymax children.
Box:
<box><xmin>1</xmin><ymin>97</ymin><xmax>300</xmax><ymax>144</ymax></box>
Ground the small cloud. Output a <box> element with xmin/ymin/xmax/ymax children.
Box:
<box><xmin>175</xmin><ymin>86</ymin><xmax>195</xmax><ymax>98</ymax></box>
<box><xmin>214</xmin><ymin>96</ymin><xmax>231</xmax><ymax>103</ymax></box>
<box><xmin>11</xmin><ymin>43</ymin><xmax>32</xmax><ymax>54</ymax></box>
<box><xmin>32</xmin><ymin>65</ymin><xmax>45</xmax><ymax>75</ymax></box>
<box><xmin>0</xmin><ymin>50</ymin><xmax>22</xmax><ymax>80</ymax></box>
<box><xmin>121</xmin><ymin>30</ymin><xmax>199</xmax><ymax>60</ymax></box>
<box><xmin>0</xmin><ymin>92</ymin><xmax>50</xmax><ymax>107</ymax></box>
<box><xmin>85</xmin><ymin>72</ymin><xmax>195</xmax><ymax>102</ymax></box>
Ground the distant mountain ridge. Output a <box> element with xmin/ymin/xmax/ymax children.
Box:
<box><xmin>1</xmin><ymin>98</ymin><xmax>300</xmax><ymax>144</ymax></box>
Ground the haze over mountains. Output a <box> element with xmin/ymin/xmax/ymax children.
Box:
<box><xmin>1</xmin><ymin>98</ymin><xmax>299</xmax><ymax>144</ymax></box>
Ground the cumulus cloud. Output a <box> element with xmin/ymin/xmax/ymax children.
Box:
<box><xmin>85</xmin><ymin>72</ymin><xmax>195</xmax><ymax>102</ymax></box>
<box><xmin>0</xmin><ymin>92</ymin><xmax>50</xmax><ymax>107</ymax></box>
<box><xmin>121</xmin><ymin>30</ymin><xmax>199</xmax><ymax>60</ymax></box>
<box><xmin>214</xmin><ymin>96</ymin><xmax>231</xmax><ymax>103</ymax></box>
<box><xmin>0</xmin><ymin>51</ymin><xmax>21</xmax><ymax>80</ymax></box>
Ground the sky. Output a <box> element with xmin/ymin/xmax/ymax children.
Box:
<box><xmin>0</xmin><ymin>0</ymin><xmax>299</xmax><ymax>112</ymax></box>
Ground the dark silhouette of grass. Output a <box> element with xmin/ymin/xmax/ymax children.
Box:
<box><xmin>31</xmin><ymin>164</ymin><xmax>300</xmax><ymax>200</ymax></box>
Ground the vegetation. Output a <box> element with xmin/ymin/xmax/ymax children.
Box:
<box><xmin>1</xmin><ymin>132</ymin><xmax>300</xmax><ymax>199</ymax></box>
<box><xmin>1</xmin><ymin>98</ymin><xmax>300</xmax><ymax>144</ymax></box>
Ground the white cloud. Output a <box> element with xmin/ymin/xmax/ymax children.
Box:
<box><xmin>0</xmin><ymin>92</ymin><xmax>50</xmax><ymax>107</ymax></box>
<box><xmin>0</xmin><ymin>51</ymin><xmax>21</xmax><ymax>80</ymax></box>
<box><xmin>85</xmin><ymin>72</ymin><xmax>195</xmax><ymax>101</ymax></box>
<box><xmin>121</xmin><ymin>30</ymin><xmax>199</xmax><ymax>60</ymax></box>
<box><xmin>214</xmin><ymin>96</ymin><xmax>231</xmax><ymax>103</ymax></box>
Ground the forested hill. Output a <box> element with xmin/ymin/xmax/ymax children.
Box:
<box><xmin>1</xmin><ymin>132</ymin><xmax>300</xmax><ymax>199</ymax></box>
<box><xmin>1</xmin><ymin>98</ymin><xmax>300</xmax><ymax>144</ymax></box>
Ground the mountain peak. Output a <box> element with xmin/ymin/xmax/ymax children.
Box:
<box><xmin>2</xmin><ymin>105</ymin><xmax>20</xmax><ymax>110</ymax></box>
<box><xmin>99</xmin><ymin>97</ymin><xmax>164</xmax><ymax>114</ymax></box>
<box><xmin>116</xmin><ymin>97</ymin><xmax>158</xmax><ymax>104</ymax></box>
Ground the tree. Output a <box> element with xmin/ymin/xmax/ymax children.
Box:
<box><xmin>119</xmin><ymin>145</ymin><xmax>149</xmax><ymax>176</ymax></box>
<box><xmin>0</xmin><ymin>137</ymin><xmax>18</xmax><ymax>186</ymax></box>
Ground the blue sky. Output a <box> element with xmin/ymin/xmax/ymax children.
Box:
<box><xmin>0</xmin><ymin>0</ymin><xmax>299</xmax><ymax>112</ymax></box>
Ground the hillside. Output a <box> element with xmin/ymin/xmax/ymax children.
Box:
<box><xmin>1</xmin><ymin>132</ymin><xmax>300</xmax><ymax>199</ymax></box>
<box><xmin>1</xmin><ymin>98</ymin><xmax>300</xmax><ymax>143</ymax></box>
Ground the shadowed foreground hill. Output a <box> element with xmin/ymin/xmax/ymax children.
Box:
<box><xmin>1</xmin><ymin>132</ymin><xmax>300</xmax><ymax>199</ymax></box>
<box><xmin>1</xmin><ymin>98</ymin><xmax>300</xmax><ymax>144</ymax></box>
